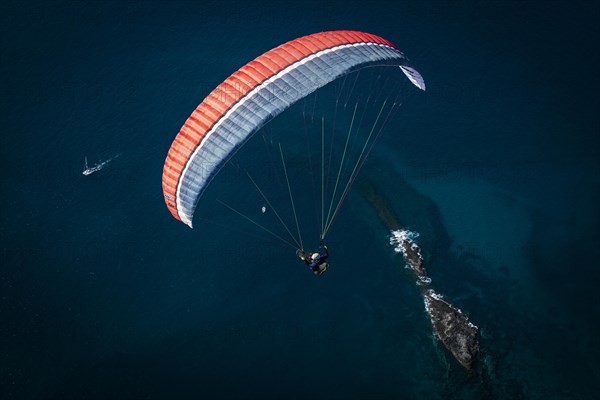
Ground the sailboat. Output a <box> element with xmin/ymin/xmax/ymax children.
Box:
<box><xmin>82</xmin><ymin>156</ymin><xmax>105</xmax><ymax>176</ymax></box>
<box><xmin>82</xmin><ymin>153</ymin><xmax>121</xmax><ymax>176</ymax></box>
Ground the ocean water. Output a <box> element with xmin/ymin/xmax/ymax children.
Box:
<box><xmin>1</xmin><ymin>1</ymin><xmax>599</xmax><ymax>399</ymax></box>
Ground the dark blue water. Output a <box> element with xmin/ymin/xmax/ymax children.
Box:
<box><xmin>2</xmin><ymin>1</ymin><xmax>599</xmax><ymax>399</ymax></box>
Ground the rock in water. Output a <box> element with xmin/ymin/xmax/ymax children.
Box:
<box><xmin>392</xmin><ymin>229</ymin><xmax>480</xmax><ymax>369</ymax></box>
<box><xmin>358</xmin><ymin>178</ymin><xmax>480</xmax><ymax>370</ymax></box>
<box><xmin>424</xmin><ymin>290</ymin><xmax>480</xmax><ymax>369</ymax></box>
<box><xmin>389</xmin><ymin>229</ymin><xmax>427</xmax><ymax>280</ymax></box>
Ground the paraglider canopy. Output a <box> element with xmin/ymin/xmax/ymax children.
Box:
<box><xmin>162</xmin><ymin>30</ymin><xmax>425</xmax><ymax>229</ymax></box>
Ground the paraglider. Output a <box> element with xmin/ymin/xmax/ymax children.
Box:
<box><xmin>162</xmin><ymin>30</ymin><xmax>425</xmax><ymax>272</ymax></box>
<box><xmin>297</xmin><ymin>244</ymin><xmax>329</xmax><ymax>275</ymax></box>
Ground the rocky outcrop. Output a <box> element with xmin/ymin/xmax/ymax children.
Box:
<box><xmin>358</xmin><ymin>179</ymin><xmax>480</xmax><ymax>370</ymax></box>
<box><xmin>424</xmin><ymin>290</ymin><xmax>480</xmax><ymax>369</ymax></box>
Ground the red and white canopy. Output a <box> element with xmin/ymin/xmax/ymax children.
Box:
<box><xmin>162</xmin><ymin>30</ymin><xmax>425</xmax><ymax>228</ymax></box>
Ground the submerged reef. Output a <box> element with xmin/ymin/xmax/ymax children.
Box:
<box><xmin>358</xmin><ymin>179</ymin><xmax>480</xmax><ymax>370</ymax></box>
